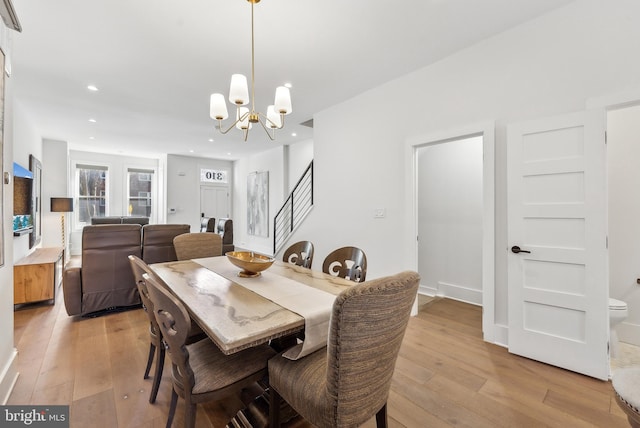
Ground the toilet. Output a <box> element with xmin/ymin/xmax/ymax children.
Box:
<box><xmin>610</xmin><ymin>298</ymin><xmax>629</xmax><ymax>358</ymax></box>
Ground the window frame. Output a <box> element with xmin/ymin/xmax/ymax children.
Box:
<box><xmin>126</xmin><ymin>166</ymin><xmax>157</xmax><ymax>222</ymax></box>
<box><xmin>73</xmin><ymin>162</ymin><xmax>110</xmax><ymax>229</ymax></box>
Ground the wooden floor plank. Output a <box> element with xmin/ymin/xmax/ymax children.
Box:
<box><xmin>8</xmin><ymin>293</ymin><xmax>630</xmax><ymax>427</ymax></box>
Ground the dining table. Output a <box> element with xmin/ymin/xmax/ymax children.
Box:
<box><xmin>149</xmin><ymin>255</ymin><xmax>356</xmax><ymax>427</ymax></box>
<box><xmin>150</xmin><ymin>255</ymin><xmax>355</xmax><ymax>357</ymax></box>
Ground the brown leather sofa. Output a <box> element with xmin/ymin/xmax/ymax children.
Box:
<box><xmin>216</xmin><ymin>218</ymin><xmax>234</xmax><ymax>254</ymax></box>
<box><xmin>64</xmin><ymin>224</ymin><xmax>142</xmax><ymax>316</ymax></box>
<box><xmin>63</xmin><ymin>223</ymin><xmax>190</xmax><ymax>316</ymax></box>
<box><xmin>141</xmin><ymin>224</ymin><xmax>190</xmax><ymax>263</ymax></box>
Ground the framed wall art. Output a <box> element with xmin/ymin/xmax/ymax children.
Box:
<box><xmin>247</xmin><ymin>171</ymin><xmax>269</xmax><ymax>237</ymax></box>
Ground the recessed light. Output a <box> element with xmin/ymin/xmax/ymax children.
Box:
<box><xmin>227</xmin><ymin>152</ymin><xmax>231</xmax><ymax>156</ymax></box>
<box><xmin>189</xmin><ymin>150</ymin><xmax>194</xmax><ymax>153</ymax></box>
<box><xmin>88</xmin><ymin>118</ymin><xmax>97</xmax><ymax>123</ymax></box>
<box><xmin>208</xmin><ymin>138</ymin><xmax>214</xmax><ymax>142</ymax></box>
<box><xmin>89</xmin><ymin>136</ymin><xmax>95</xmax><ymax>140</ymax></box>
<box><xmin>87</xmin><ymin>85</ymin><xmax>98</xmax><ymax>92</ymax></box>
<box><xmin>284</xmin><ymin>82</ymin><xmax>292</xmax><ymax>88</ymax></box>
<box><xmin>291</xmin><ymin>132</ymin><xmax>297</xmax><ymax>137</ymax></box>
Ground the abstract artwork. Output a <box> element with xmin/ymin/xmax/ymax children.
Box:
<box><xmin>247</xmin><ymin>171</ymin><xmax>269</xmax><ymax>237</ymax></box>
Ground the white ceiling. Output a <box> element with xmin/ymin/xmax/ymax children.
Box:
<box><xmin>10</xmin><ymin>0</ymin><xmax>574</xmax><ymax>160</ymax></box>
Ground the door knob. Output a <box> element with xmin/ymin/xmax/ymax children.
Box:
<box><xmin>511</xmin><ymin>246</ymin><xmax>531</xmax><ymax>254</ymax></box>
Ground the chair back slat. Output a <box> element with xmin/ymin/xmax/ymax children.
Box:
<box><xmin>283</xmin><ymin>240</ymin><xmax>314</xmax><ymax>268</ymax></box>
<box><xmin>143</xmin><ymin>272</ymin><xmax>196</xmax><ymax>392</ymax></box>
<box><xmin>322</xmin><ymin>246</ymin><xmax>367</xmax><ymax>282</ymax></box>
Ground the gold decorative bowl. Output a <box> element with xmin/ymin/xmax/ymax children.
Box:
<box><xmin>226</xmin><ymin>251</ymin><xmax>275</xmax><ymax>278</ymax></box>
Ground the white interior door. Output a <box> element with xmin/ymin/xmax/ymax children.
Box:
<box><xmin>507</xmin><ymin>110</ymin><xmax>608</xmax><ymax>380</ymax></box>
<box><xmin>200</xmin><ymin>186</ymin><xmax>229</xmax><ymax>220</ymax></box>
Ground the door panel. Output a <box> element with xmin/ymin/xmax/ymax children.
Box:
<box><xmin>200</xmin><ymin>186</ymin><xmax>229</xmax><ymax>220</ymax></box>
<box><xmin>507</xmin><ymin>110</ymin><xmax>608</xmax><ymax>380</ymax></box>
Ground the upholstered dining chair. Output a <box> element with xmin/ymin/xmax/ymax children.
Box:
<box><xmin>283</xmin><ymin>240</ymin><xmax>314</xmax><ymax>269</ymax></box>
<box><xmin>128</xmin><ymin>255</ymin><xmax>206</xmax><ymax>404</ymax></box>
<box><xmin>173</xmin><ymin>232</ymin><xmax>222</xmax><ymax>260</ymax></box>
<box><xmin>142</xmin><ymin>272</ymin><xmax>277</xmax><ymax>428</ymax></box>
<box><xmin>268</xmin><ymin>270</ymin><xmax>420</xmax><ymax>428</ymax></box>
<box><xmin>613</xmin><ymin>367</ymin><xmax>640</xmax><ymax>427</ymax></box>
<box><xmin>322</xmin><ymin>246</ymin><xmax>368</xmax><ymax>282</ymax></box>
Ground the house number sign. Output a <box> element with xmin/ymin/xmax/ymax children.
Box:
<box><xmin>200</xmin><ymin>169</ymin><xmax>228</xmax><ymax>183</ymax></box>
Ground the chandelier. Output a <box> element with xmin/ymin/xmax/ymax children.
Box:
<box><xmin>209</xmin><ymin>0</ymin><xmax>292</xmax><ymax>141</ymax></box>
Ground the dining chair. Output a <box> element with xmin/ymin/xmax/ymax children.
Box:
<box><xmin>282</xmin><ymin>240</ymin><xmax>314</xmax><ymax>268</ymax></box>
<box><xmin>128</xmin><ymin>255</ymin><xmax>206</xmax><ymax>404</ymax></box>
<box><xmin>322</xmin><ymin>246</ymin><xmax>367</xmax><ymax>282</ymax></box>
<box><xmin>142</xmin><ymin>272</ymin><xmax>277</xmax><ymax>428</ymax></box>
<box><xmin>613</xmin><ymin>367</ymin><xmax>640</xmax><ymax>427</ymax></box>
<box><xmin>268</xmin><ymin>270</ymin><xmax>420</xmax><ymax>428</ymax></box>
<box><xmin>216</xmin><ymin>218</ymin><xmax>235</xmax><ymax>254</ymax></box>
<box><xmin>173</xmin><ymin>232</ymin><xmax>222</xmax><ymax>260</ymax></box>
<box><xmin>200</xmin><ymin>216</ymin><xmax>215</xmax><ymax>232</ymax></box>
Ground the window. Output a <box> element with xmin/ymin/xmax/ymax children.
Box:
<box><xmin>128</xmin><ymin>168</ymin><xmax>154</xmax><ymax>217</ymax></box>
<box><xmin>76</xmin><ymin>164</ymin><xmax>108</xmax><ymax>224</ymax></box>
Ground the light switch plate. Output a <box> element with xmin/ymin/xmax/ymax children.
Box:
<box><xmin>374</xmin><ymin>208</ymin><xmax>386</xmax><ymax>218</ymax></box>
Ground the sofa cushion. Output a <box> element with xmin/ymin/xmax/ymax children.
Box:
<box><xmin>141</xmin><ymin>224</ymin><xmax>190</xmax><ymax>263</ymax></box>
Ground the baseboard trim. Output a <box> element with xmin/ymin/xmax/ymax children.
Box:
<box><xmin>617</xmin><ymin>321</ymin><xmax>640</xmax><ymax>347</ymax></box>
<box><xmin>0</xmin><ymin>348</ymin><xmax>19</xmax><ymax>404</ymax></box>
<box><xmin>437</xmin><ymin>281</ymin><xmax>482</xmax><ymax>306</ymax></box>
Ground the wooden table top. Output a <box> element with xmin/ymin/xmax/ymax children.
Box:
<box><xmin>150</xmin><ymin>258</ymin><xmax>353</xmax><ymax>354</ymax></box>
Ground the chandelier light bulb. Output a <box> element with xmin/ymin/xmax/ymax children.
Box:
<box><xmin>236</xmin><ymin>107</ymin><xmax>251</xmax><ymax>130</ymax></box>
<box><xmin>210</xmin><ymin>93</ymin><xmax>229</xmax><ymax>120</ymax></box>
<box><xmin>266</xmin><ymin>105</ymin><xmax>282</xmax><ymax>129</ymax></box>
<box><xmin>274</xmin><ymin>86</ymin><xmax>292</xmax><ymax>115</ymax></box>
<box><xmin>229</xmin><ymin>74</ymin><xmax>249</xmax><ymax>105</ymax></box>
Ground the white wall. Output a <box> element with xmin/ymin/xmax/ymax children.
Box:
<box><xmin>229</xmin><ymin>141</ymin><xmax>312</xmax><ymax>257</ymax></box>
<box><xmin>42</xmin><ymin>139</ymin><xmax>70</xmax><ymax>250</ymax></box>
<box><xmin>287</xmin><ymin>139</ymin><xmax>313</xmax><ymax>193</ymax></box>
<box><xmin>282</xmin><ymin>0</ymin><xmax>640</xmax><ymax>337</ymax></box>
<box><xmin>608</xmin><ymin>104</ymin><xmax>640</xmax><ymax>346</ymax></box>
<box><xmin>233</xmin><ymin>146</ymin><xmax>285</xmax><ymax>255</ymax></box>
<box><xmin>166</xmin><ymin>154</ymin><xmax>234</xmax><ymax>232</ymax></box>
<box><xmin>11</xmin><ymin>100</ymin><xmax>42</xmax><ymax>261</ymax></box>
<box><xmin>417</xmin><ymin>136</ymin><xmax>483</xmax><ymax>304</ymax></box>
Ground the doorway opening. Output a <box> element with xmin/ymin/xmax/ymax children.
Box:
<box><xmin>416</xmin><ymin>135</ymin><xmax>483</xmax><ymax>304</ymax></box>
<box><xmin>407</xmin><ymin>122</ymin><xmax>495</xmax><ymax>342</ymax></box>
<box><xmin>607</xmin><ymin>103</ymin><xmax>640</xmax><ymax>372</ymax></box>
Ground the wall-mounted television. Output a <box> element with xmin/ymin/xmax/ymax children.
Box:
<box><xmin>13</xmin><ymin>162</ymin><xmax>33</xmax><ymax>235</ymax></box>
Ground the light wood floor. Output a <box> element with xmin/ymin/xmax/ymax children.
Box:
<box><xmin>9</xmin><ymin>293</ymin><xmax>630</xmax><ymax>427</ymax></box>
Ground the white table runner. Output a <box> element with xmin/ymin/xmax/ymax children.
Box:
<box><xmin>194</xmin><ymin>257</ymin><xmax>336</xmax><ymax>359</ymax></box>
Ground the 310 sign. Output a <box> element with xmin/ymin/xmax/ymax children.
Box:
<box><xmin>200</xmin><ymin>169</ymin><xmax>227</xmax><ymax>183</ymax></box>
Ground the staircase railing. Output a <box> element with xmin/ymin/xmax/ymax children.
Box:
<box><xmin>273</xmin><ymin>161</ymin><xmax>313</xmax><ymax>254</ymax></box>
